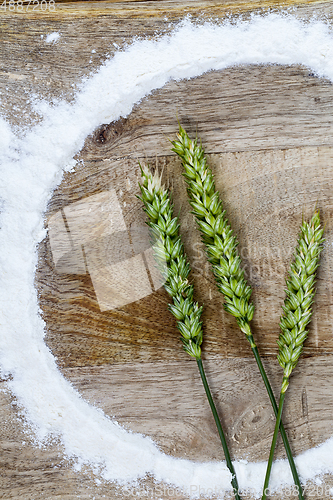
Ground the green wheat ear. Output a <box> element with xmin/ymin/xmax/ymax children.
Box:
<box><xmin>138</xmin><ymin>162</ymin><xmax>242</xmax><ymax>500</ymax></box>
<box><xmin>262</xmin><ymin>211</ymin><xmax>324</xmax><ymax>499</ymax></box>
<box><xmin>138</xmin><ymin>163</ymin><xmax>203</xmax><ymax>359</ymax></box>
<box><xmin>278</xmin><ymin>210</ymin><xmax>324</xmax><ymax>393</ymax></box>
<box><xmin>171</xmin><ymin>125</ymin><xmax>255</xmax><ymax>343</ymax></box>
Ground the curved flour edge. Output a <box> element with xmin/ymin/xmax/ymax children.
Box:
<box><xmin>0</xmin><ymin>14</ymin><xmax>333</xmax><ymax>498</ymax></box>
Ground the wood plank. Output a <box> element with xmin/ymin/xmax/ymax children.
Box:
<box><xmin>1</xmin><ymin>1</ymin><xmax>333</xmax><ymax>133</ymax></box>
<box><xmin>2</xmin><ymin>2</ymin><xmax>333</xmax><ymax>499</ymax></box>
<box><xmin>80</xmin><ymin>64</ymin><xmax>333</xmax><ymax>157</ymax></box>
<box><xmin>0</xmin><ymin>0</ymin><xmax>328</xmax><ymax>17</ymax></box>
<box><xmin>61</xmin><ymin>355</ymin><xmax>333</xmax><ymax>463</ymax></box>
<box><xmin>38</xmin><ymin>142</ymin><xmax>333</xmax><ymax>367</ymax></box>
<box><xmin>2</xmin><ymin>356</ymin><xmax>333</xmax><ymax>499</ymax></box>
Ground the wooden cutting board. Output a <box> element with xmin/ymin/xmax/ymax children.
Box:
<box><xmin>1</xmin><ymin>1</ymin><xmax>333</xmax><ymax>499</ymax></box>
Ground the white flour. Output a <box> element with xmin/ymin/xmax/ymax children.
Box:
<box><xmin>1</xmin><ymin>13</ymin><xmax>333</xmax><ymax>498</ymax></box>
<box><xmin>45</xmin><ymin>32</ymin><xmax>61</xmax><ymax>44</ymax></box>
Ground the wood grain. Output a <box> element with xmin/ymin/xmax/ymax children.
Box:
<box><xmin>39</xmin><ymin>140</ymin><xmax>333</xmax><ymax>367</ymax></box>
<box><xmin>62</xmin><ymin>355</ymin><xmax>333</xmax><ymax>463</ymax></box>
<box><xmin>1</xmin><ymin>0</ymin><xmax>333</xmax><ymax>132</ymax></box>
<box><xmin>2</xmin><ymin>356</ymin><xmax>333</xmax><ymax>499</ymax></box>
<box><xmin>2</xmin><ymin>1</ymin><xmax>333</xmax><ymax>499</ymax></box>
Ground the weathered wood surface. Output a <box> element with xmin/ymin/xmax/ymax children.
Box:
<box><xmin>2</xmin><ymin>356</ymin><xmax>333</xmax><ymax>499</ymax></box>
<box><xmin>2</xmin><ymin>1</ymin><xmax>333</xmax><ymax>499</ymax></box>
<box><xmin>62</xmin><ymin>356</ymin><xmax>333</xmax><ymax>463</ymax></box>
<box><xmin>2</xmin><ymin>0</ymin><xmax>333</xmax><ymax>127</ymax></box>
<box><xmin>40</xmin><ymin>142</ymin><xmax>333</xmax><ymax>367</ymax></box>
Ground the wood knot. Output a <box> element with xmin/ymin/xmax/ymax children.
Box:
<box><xmin>231</xmin><ymin>402</ymin><xmax>273</xmax><ymax>447</ymax></box>
<box><xmin>94</xmin><ymin>118</ymin><xmax>127</xmax><ymax>145</ymax></box>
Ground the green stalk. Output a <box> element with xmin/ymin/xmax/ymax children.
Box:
<box><xmin>138</xmin><ymin>164</ymin><xmax>242</xmax><ymax>500</ymax></box>
<box><xmin>262</xmin><ymin>392</ymin><xmax>286</xmax><ymax>500</ymax></box>
<box><xmin>251</xmin><ymin>343</ymin><xmax>303</xmax><ymax>500</ymax></box>
<box><xmin>197</xmin><ymin>358</ymin><xmax>241</xmax><ymax>500</ymax></box>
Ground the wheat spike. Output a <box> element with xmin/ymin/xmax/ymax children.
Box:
<box><xmin>262</xmin><ymin>211</ymin><xmax>324</xmax><ymax>499</ymax></box>
<box><xmin>172</xmin><ymin>125</ymin><xmax>255</xmax><ymax>343</ymax></box>
<box><xmin>138</xmin><ymin>163</ymin><xmax>242</xmax><ymax>500</ymax></box>
<box><xmin>278</xmin><ymin>210</ymin><xmax>324</xmax><ymax>393</ymax></box>
<box><xmin>138</xmin><ymin>163</ymin><xmax>203</xmax><ymax>358</ymax></box>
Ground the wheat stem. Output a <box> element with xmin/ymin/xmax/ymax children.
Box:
<box><xmin>261</xmin><ymin>392</ymin><xmax>286</xmax><ymax>500</ymax></box>
<box><xmin>251</xmin><ymin>345</ymin><xmax>302</xmax><ymax>499</ymax></box>
<box><xmin>197</xmin><ymin>358</ymin><xmax>241</xmax><ymax>500</ymax></box>
<box><xmin>138</xmin><ymin>163</ymin><xmax>242</xmax><ymax>500</ymax></box>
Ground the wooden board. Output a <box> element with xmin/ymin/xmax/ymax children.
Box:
<box><xmin>2</xmin><ymin>1</ymin><xmax>333</xmax><ymax>499</ymax></box>
<box><xmin>2</xmin><ymin>356</ymin><xmax>333</xmax><ymax>499</ymax></box>
<box><xmin>40</xmin><ymin>138</ymin><xmax>333</xmax><ymax>367</ymax></box>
